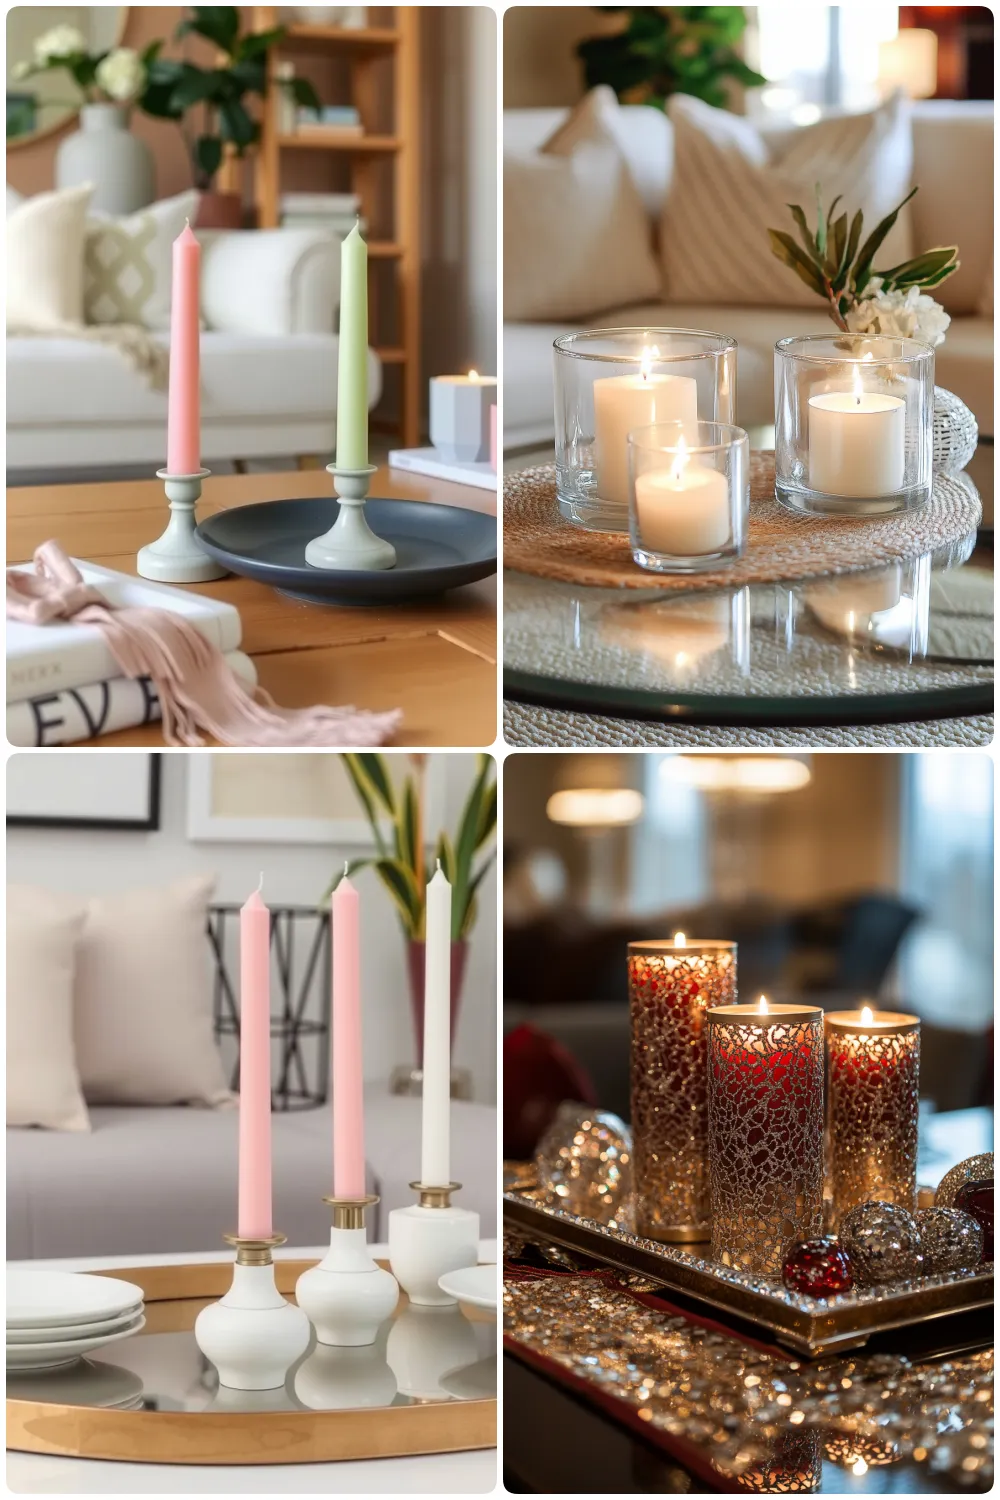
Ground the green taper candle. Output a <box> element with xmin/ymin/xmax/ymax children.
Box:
<box><xmin>335</xmin><ymin>221</ymin><xmax>369</xmax><ymax>469</ymax></box>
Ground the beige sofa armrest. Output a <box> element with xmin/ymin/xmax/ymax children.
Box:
<box><xmin>200</xmin><ymin>229</ymin><xmax>339</xmax><ymax>337</ymax></box>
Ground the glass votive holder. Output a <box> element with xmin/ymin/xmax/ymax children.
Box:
<box><xmin>553</xmin><ymin>329</ymin><xmax>737</xmax><ymax>533</ymax></box>
<box><xmin>801</xmin><ymin>555</ymin><xmax>932</xmax><ymax>660</ymax></box>
<box><xmin>628</xmin><ymin>420</ymin><xmax>749</xmax><ymax>574</ymax></box>
<box><xmin>774</xmin><ymin>334</ymin><xmax>934</xmax><ymax>517</ymax></box>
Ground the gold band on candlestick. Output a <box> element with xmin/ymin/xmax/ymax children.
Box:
<box><xmin>628</xmin><ymin>939</ymin><xmax>737</xmax><ymax>1242</ymax></box>
<box><xmin>222</xmin><ymin>1231</ymin><xmax>288</xmax><ymax>1266</ymax></box>
<box><xmin>707</xmin><ymin>1003</ymin><xmax>824</xmax><ymax>1276</ymax></box>
<box><xmin>825</xmin><ymin>1010</ymin><xmax>920</xmax><ymax>1224</ymax></box>
<box><xmin>409</xmin><ymin>1180</ymin><xmax>462</xmax><ymax>1209</ymax></box>
<box><xmin>322</xmin><ymin>1193</ymin><xmax>380</xmax><ymax>1231</ymax></box>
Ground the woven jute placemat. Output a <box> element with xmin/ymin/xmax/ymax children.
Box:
<box><xmin>504</xmin><ymin>453</ymin><xmax>982</xmax><ymax>592</ymax></box>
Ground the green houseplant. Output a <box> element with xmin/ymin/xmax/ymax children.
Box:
<box><xmin>140</xmin><ymin>7</ymin><xmax>319</xmax><ymax>225</ymax></box>
<box><xmin>577</xmin><ymin>6</ymin><xmax>764</xmax><ymax>110</ymax></box>
<box><xmin>330</xmin><ymin>753</ymin><xmax>497</xmax><ymax>1064</ymax></box>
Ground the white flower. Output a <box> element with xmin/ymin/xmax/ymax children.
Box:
<box><xmin>95</xmin><ymin>47</ymin><xmax>146</xmax><ymax>103</ymax></box>
<box><xmin>847</xmin><ymin>279</ymin><xmax>951</xmax><ymax>349</ymax></box>
<box><xmin>33</xmin><ymin>24</ymin><xmax>86</xmax><ymax>64</ymax></box>
<box><xmin>11</xmin><ymin>59</ymin><xmax>33</xmax><ymax>81</ymax></box>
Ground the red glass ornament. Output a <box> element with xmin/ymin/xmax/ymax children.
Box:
<box><xmin>954</xmin><ymin>1179</ymin><xmax>994</xmax><ymax>1261</ymax></box>
<box><xmin>502</xmin><ymin>1023</ymin><xmax>598</xmax><ymax>1160</ymax></box>
<box><xmin>782</xmin><ymin>1237</ymin><xmax>855</xmax><ymax>1296</ymax></box>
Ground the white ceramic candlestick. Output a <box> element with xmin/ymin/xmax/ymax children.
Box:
<box><xmin>194</xmin><ymin>1234</ymin><xmax>309</xmax><ymax>1391</ymax></box>
<box><xmin>304</xmin><ymin>464</ymin><xmax>396</xmax><ymax>571</ymax></box>
<box><xmin>137</xmin><ymin>468</ymin><xmax>228</xmax><ymax>582</ymax></box>
<box><xmin>294</xmin><ymin>1196</ymin><xmax>399</xmax><ymax>1346</ymax></box>
<box><xmin>388</xmin><ymin>1182</ymin><xmax>480</xmax><ymax>1307</ymax></box>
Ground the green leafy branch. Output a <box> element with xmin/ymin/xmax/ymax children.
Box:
<box><xmin>768</xmin><ymin>185</ymin><xmax>959</xmax><ymax>330</ymax></box>
<box><xmin>324</xmin><ymin>754</ymin><xmax>497</xmax><ymax>944</ymax></box>
<box><xmin>577</xmin><ymin>7</ymin><xmax>765</xmax><ymax>112</ymax></box>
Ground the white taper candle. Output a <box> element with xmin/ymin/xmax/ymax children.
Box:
<box><xmin>420</xmin><ymin>863</ymin><xmax>452</xmax><ymax>1185</ymax></box>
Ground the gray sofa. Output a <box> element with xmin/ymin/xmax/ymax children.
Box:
<box><xmin>7</xmin><ymin>1086</ymin><xmax>496</xmax><ymax>1260</ymax></box>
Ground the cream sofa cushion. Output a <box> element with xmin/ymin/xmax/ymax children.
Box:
<box><xmin>661</xmin><ymin>94</ymin><xmax>915</xmax><ymax>308</ymax></box>
<box><xmin>6</xmin><ymin>183</ymin><xmax>93</xmax><ymax>330</ymax></box>
<box><xmin>504</xmin><ymin>85</ymin><xmax>660</xmax><ymax>322</ymax></box>
<box><xmin>73</xmin><ymin>874</ymin><xmax>233</xmax><ymax>1108</ymax></box>
<box><xmin>7</xmin><ymin>886</ymin><xmax>90</xmax><ymax>1132</ymax></box>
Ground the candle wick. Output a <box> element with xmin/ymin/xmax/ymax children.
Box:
<box><xmin>256</xmin><ymin>871</ymin><xmax>263</xmax><ymax>894</ymax></box>
<box><xmin>436</xmin><ymin>857</ymin><xmax>442</xmax><ymax>872</ymax></box>
<box><xmin>343</xmin><ymin>860</ymin><xmax>349</xmax><ymax>877</ymax></box>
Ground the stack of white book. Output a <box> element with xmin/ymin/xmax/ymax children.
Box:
<box><xmin>279</xmin><ymin>191</ymin><xmax>365</xmax><ymax>238</ymax></box>
<box><xmin>7</xmin><ymin>563</ymin><xmax>255</xmax><ymax>747</ymax></box>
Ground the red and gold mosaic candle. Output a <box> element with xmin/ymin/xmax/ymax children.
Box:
<box><xmin>707</xmin><ymin>1000</ymin><xmax>824</xmax><ymax>1276</ymax></box>
<box><xmin>826</xmin><ymin>1008</ymin><xmax>920</xmax><ymax>1223</ymax></box>
<box><xmin>628</xmin><ymin>937</ymin><xmax>737</xmax><ymax>1242</ymax></box>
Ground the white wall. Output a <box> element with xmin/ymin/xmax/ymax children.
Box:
<box><xmin>7</xmin><ymin>752</ymin><xmax>497</xmax><ymax>1103</ymax></box>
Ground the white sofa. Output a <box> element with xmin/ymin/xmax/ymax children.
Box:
<box><xmin>504</xmin><ymin>101</ymin><xmax>993</xmax><ymax>450</ymax></box>
<box><xmin>7</xmin><ymin>227</ymin><xmax>383</xmax><ymax>480</ymax></box>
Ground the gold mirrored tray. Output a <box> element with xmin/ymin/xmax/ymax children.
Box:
<box><xmin>504</xmin><ymin>1189</ymin><xmax>993</xmax><ymax>1357</ymax></box>
<box><xmin>7</xmin><ymin>1260</ymin><xmax>496</xmax><ymax>1465</ymax></box>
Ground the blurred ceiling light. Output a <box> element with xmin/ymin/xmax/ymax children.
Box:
<box><xmin>663</xmin><ymin>756</ymin><xmax>811</xmax><ymax>795</ymax></box>
<box><xmin>879</xmin><ymin>28</ymin><xmax>938</xmax><ymax>98</ymax></box>
<box><xmin>546</xmin><ymin>787</ymin><xmax>645</xmax><ymax>828</ymax></box>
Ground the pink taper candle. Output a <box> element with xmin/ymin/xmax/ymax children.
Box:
<box><xmin>238</xmin><ymin>877</ymin><xmax>272</xmax><ymax>1239</ymax></box>
<box><xmin>333</xmin><ymin>869</ymin><xmax>366</xmax><ymax>1198</ymax></box>
<box><xmin>166</xmin><ymin>221</ymin><xmax>201</xmax><ymax>476</ymax></box>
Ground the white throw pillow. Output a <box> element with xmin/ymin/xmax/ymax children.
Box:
<box><xmin>6</xmin><ymin>183</ymin><xmax>93</xmax><ymax>330</ymax></box>
<box><xmin>73</xmin><ymin>874</ymin><xmax>233</xmax><ymax>1108</ymax></box>
<box><xmin>7</xmin><ymin>886</ymin><xmax>90</xmax><ymax>1132</ymax></box>
<box><xmin>661</xmin><ymin>94</ymin><xmax>915</xmax><ymax>308</ymax></box>
<box><xmin>504</xmin><ymin>86</ymin><xmax>661</xmax><ymax>321</ymax></box>
<box><xmin>85</xmin><ymin>189</ymin><xmax>201</xmax><ymax>328</ymax></box>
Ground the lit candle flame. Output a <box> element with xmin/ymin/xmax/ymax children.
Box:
<box><xmin>674</xmin><ymin>931</ymin><xmax>686</xmax><ymax>947</ymax></box>
<box><xmin>758</xmin><ymin>995</ymin><xmax>769</xmax><ymax>1015</ymax></box>
<box><xmin>468</xmin><ymin>368</ymin><xmax>479</xmax><ymax>381</ymax></box>
<box><xmin>852</xmin><ymin>351</ymin><xmax>874</xmax><ymax>406</ymax></box>
<box><xmin>861</xmin><ymin>1005</ymin><xmax>874</xmax><ymax>1025</ymax></box>
<box><xmin>640</xmin><ymin>348</ymin><xmax>653</xmax><ymax>383</ymax></box>
<box><xmin>669</xmin><ymin>433</ymin><xmax>690</xmax><ymax>484</ymax></box>
<box><xmin>852</xmin><ymin>1458</ymin><xmax>869</xmax><ymax>1477</ymax></box>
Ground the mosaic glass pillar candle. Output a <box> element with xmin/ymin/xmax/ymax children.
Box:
<box><xmin>826</xmin><ymin>1007</ymin><xmax>920</xmax><ymax>1223</ymax></box>
<box><xmin>628</xmin><ymin>937</ymin><xmax>737</xmax><ymax>1242</ymax></box>
<box><xmin>707</xmin><ymin>999</ymin><xmax>824</xmax><ymax>1275</ymax></box>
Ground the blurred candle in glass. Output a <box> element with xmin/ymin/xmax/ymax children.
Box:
<box><xmin>826</xmin><ymin>1006</ymin><xmax>920</xmax><ymax>1222</ymax></box>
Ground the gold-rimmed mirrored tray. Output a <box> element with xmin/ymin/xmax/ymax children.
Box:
<box><xmin>505</xmin><ymin>1190</ymin><xmax>993</xmax><ymax>1358</ymax></box>
<box><xmin>7</xmin><ymin>1260</ymin><xmax>496</xmax><ymax>1465</ymax></box>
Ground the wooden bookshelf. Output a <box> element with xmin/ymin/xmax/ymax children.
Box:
<box><xmin>254</xmin><ymin>8</ymin><xmax>421</xmax><ymax>448</ymax></box>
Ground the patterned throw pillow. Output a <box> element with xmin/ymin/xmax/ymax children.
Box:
<box><xmin>84</xmin><ymin>190</ymin><xmax>201</xmax><ymax>329</ymax></box>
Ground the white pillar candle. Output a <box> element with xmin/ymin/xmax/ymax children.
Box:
<box><xmin>808</xmin><ymin>362</ymin><xmax>905</xmax><ymax>498</ymax></box>
<box><xmin>594</xmin><ymin>353</ymin><xmax>698</xmax><ymax>508</ymax></box>
<box><xmin>420</xmin><ymin>864</ymin><xmax>452</xmax><ymax>1186</ymax></box>
<box><xmin>429</xmin><ymin>372</ymin><xmax>497</xmax><ymax>463</ymax></box>
<box><xmin>634</xmin><ymin>437</ymin><xmax>730</xmax><ymax>557</ymax></box>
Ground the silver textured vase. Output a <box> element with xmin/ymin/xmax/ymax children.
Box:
<box><xmin>55</xmin><ymin>104</ymin><xmax>155</xmax><ymax>215</ymax></box>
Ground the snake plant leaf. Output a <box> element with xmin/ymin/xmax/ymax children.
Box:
<box><xmin>396</xmin><ymin>778</ymin><xmax>420</xmax><ymax>874</ymax></box>
<box><xmin>851</xmin><ymin>186</ymin><xmax>918</xmax><ymax>295</ymax></box>
<box><xmin>434</xmin><ymin>831</ymin><xmax>457</xmax><ymax>887</ymax></box>
<box><xmin>353</xmin><ymin>753</ymin><xmax>397</xmax><ymax>816</ymax></box>
<box><xmin>451</xmin><ymin>758</ymin><xmax>492</xmax><ymax>932</ymax></box>
<box><xmin>876</xmin><ymin>247</ymin><xmax>959</xmax><ymax>290</ymax></box>
<box><xmin>341</xmin><ymin>754</ymin><xmax>389</xmax><ymax>856</ymax></box>
<box><xmin>768</xmin><ymin>230</ymin><xmax>827</xmax><ymax>297</ymax></box>
<box><xmin>373</xmin><ymin>858</ymin><xmax>422</xmax><ymax>936</ymax></box>
<box><xmin>475</xmin><ymin>779</ymin><xmax>497</xmax><ymax>849</ymax></box>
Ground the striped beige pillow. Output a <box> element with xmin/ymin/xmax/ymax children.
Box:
<box><xmin>661</xmin><ymin>94</ymin><xmax>915</xmax><ymax>308</ymax></box>
<box><xmin>504</xmin><ymin>86</ymin><xmax>660</xmax><ymax>322</ymax></box>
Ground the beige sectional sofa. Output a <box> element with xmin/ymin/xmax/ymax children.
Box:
<box><xmin>504</xmin><ymin>100</ymin><xmax>993</xmax><ymax>451</ymax></box>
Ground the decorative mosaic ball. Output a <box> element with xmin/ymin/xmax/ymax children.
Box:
<box><xmin>839</xmin><ymin>1201</ymin><xmax>922</xmax><ymax>1285</ymax></box>
<box><xmin>534</xmin><ymin>1102</ymin><xmax>632</xmax><ymax>1225</ymax></box>
<box><xmin>916</xmin><ymin>1207</ymin><xmax>985</xmax><ymax>1275</ymax></box>
<box><xmin>782</xmin><ymin>1237</ymin><xmax>854</xmax><ymax>1297</ymax></box>
<box><xmin>954</xmin><ymin>1180</ymin><xmax>994</xmax><ymax>1261</ymax></box>
<box><xmin>934</xmin><ymin>1153</ymin><xmax>994</xmax><ymax>1210</ymax></box>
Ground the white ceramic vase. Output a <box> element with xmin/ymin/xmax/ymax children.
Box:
<box><xmin>56</xmin><ymin>104</ymin><xmax>155</xmax><ymax>215</ymax></box>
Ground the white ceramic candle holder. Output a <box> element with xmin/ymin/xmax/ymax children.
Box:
<box><xmin>137</xmin><ymin>468</ymin><xmax>229</xmax><ymax>583</ymax></box>
<box><xmin>194</xmin><ymin>1234</ymin><xmax>310</xmax><ymax>1391</ymax></box>
<box><xmin>387</xmin><ymin>1182</ymin><xmax>480</xmax><ymax>1307</ymax></box>
<box><xmin>304</xmin><ymin>464</ymin><xmax>396</xmax><ymax>571</ymax></box>
<box><xmin>430</xmin><ymin>376</ymin><xmax>497</xmax><ymax>463</ymax></box>
<box><xmin>294</xmin><ymin>1195</ymin><xmax>399</xmax><ymax>1347</ymax></box>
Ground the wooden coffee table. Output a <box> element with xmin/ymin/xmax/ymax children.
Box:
<box><xmin>8</xmin><ymin>466</ymin><xmax>497</xmax><ymax>747</ymax></box>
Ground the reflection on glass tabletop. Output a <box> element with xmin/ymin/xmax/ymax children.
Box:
<box><xmin>505</xmin><ymin>527</ymin><xmax>993</xmax><ymax>725</ymax></box>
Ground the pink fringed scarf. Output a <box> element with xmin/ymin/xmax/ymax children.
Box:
<box><xmin>7</xmin><ymin>542</ymin><xmax>402</xmax><ymax>748</ymax></box>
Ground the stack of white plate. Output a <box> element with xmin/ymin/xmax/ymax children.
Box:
<box><xmin>7</xmin><ymin>1270</ymin><xmax>145</xmax><ymax>1372</ymax></box>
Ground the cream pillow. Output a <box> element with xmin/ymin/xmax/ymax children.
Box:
<box><xmin>662</xmin><ymin>94</ymin><xmax>915</xmax><ymax>308</ymax></box>
<box><xmin>73</xmin><ymin>874</ymin><xmax>233</xmax><ymax>1108</ymax></box>
<box><xmin>85</xmin><ymin>190</ymin><xmax>201</xmax><ymax>329</ymax></box>
<box><xmin>504</xmin><ymin>86</ymin><xmax>660</xmax><ymax>321</ymax></box>
<box><xmin>7</xmin><ymin>886</ymin><xmax>90</xmax><ymax>1132</ymax></box>
<box><xmin>6</xmin><ymin>183</ymin><xmax>93</xmax><ymax>330</ymax></box>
